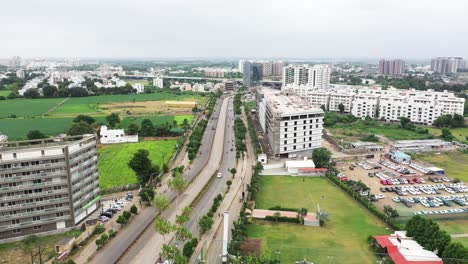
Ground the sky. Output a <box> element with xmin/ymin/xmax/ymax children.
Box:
<box><xmin>1</xmin><ymin>0</ymin><xmax>468</xmax><ymax>59</ymax></box>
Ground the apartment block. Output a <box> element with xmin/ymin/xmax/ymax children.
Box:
<box><xmin>431</xmin><ymin>57</ymin><xmax>464</xmax><ymax>74</ymax></box>
<box><xmin>379</xmin><ymin>59</ymin><xmax>404</xmax><ymax>76</ymax></box>
<box><xmin>256</xmin><ymin>88</ymin><xmax>324</xmax><ymax>158</ymax></box>
<box><xmin>0</xmin><ymin>135</ymin><xmax>100</xmax><ymax>240</ymax></box>
<box><xmin>282</xmin><ymin>64</ymin><xmax>330</xmax><ymax>89</ymax></box>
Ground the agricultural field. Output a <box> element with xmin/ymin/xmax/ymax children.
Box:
<box><xmin>0</xmin><ymin>230</ymin><xmax>81</xmax><ymax>264</ymax></box>
<box><xmin>123</xmin><ymin>79</ymin><xmax>150</xmax><ymax>85</ymax></box>
<box><xmin>50</xmin><ymin>92</ymin><xmax>208</xmax><ymax>116</ymax></box>
<box><xmin>98</xmin><ymin>140</ymin><xmax>177</xmax><ymax>189</ymax></box>
<box><xmin>0</xmin><ymin>97</ymin><xmax>64</xmax><ymax>118</ymax></box>
<box><xmin>413</xmin><ymin>150</ymin><xmax>468</xmax><ymax>182</ymax></box>
<box><xmin>248</xmin><ymin>176</ymin><xmax>389</xmax><ymax>264</ymax></box>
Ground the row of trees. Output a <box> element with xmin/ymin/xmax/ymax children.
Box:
<box><xmin>187</xmin><ymin>119</ymin><xmax>208</xmax><ymax>160</ymax></box>
<box><xmin>116</xmin><ymin>206</ymin><xmax>138</xmax><ymax>226</ymax></box>
<box><xmin>433</xmin><ymin>114</ymin><xmax>465</xmax><ymax>128</ymax></box>
<box><xmin>234</xmin><ymin>118</ymin><xmax>247</xmax><ymax>159</ymax></box>
<box><xmin>198</xmin><ymin>194</ymin><xmax>223</xmax><ymax>235</ymax></box>
<box><xmin>406</xmin><ymin>216</ymin><xmax>468</xmax><ymax>262</ymax></box>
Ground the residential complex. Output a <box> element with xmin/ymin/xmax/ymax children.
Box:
<box><xmin>152</xmin><ymin>77</ymin><xmax>164</xmax><ymax>88</ymax></box>
<box><xmin>285</xmin><ymin>84</ymin><xmax>465</xmax><ymax>125</ymax></box>
<box><xmin>430</xmin><ymin>57</ymin><xmax>465</xmax><ymax>74</ymax></box>
<box><xmin>0</xmin><ymin>135</ymin><xmax>101</xmax><ymax>240</ymax></box>
<box><xmin>256</xmin><ymin>88</ymin><xmax>324</xmax><ymax>158</ymax></box>
<box><xmin>282</xmin><ymin>64</ymin><xmax>330</xmax><ymax>89</ymax></box>
<box><xmin>379</xmin><ymin>59</ymin><xmax>404</xmax><ymax>76</ymax></box>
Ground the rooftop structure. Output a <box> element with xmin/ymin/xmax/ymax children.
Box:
<box><xmin>100</xmin><ymin>126</ymin><xmax>138</xmax><ymax>144</ymax></box>
<box><xmin>350</xmin><ymin>141</ymin><xmax>384</xmax><ymax>151</ymax></box>
<box><xmin>392</xmin><ymin>139</ymin><xmax>452</xmax><ymax>152</ymax></box>
<box><xmin>374</xmin><ymin>231</ymin><xmax>443</xmax><ymax>264</ymax></box>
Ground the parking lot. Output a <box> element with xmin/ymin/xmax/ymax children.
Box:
<box><xmin>337</xmin><ymin>156</ymin><xmax>468</xmax><ymax>218</ymax></box>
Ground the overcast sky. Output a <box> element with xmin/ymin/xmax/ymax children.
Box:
<box><xmin>1</xmin><ymin>0</ymin><xmax>467</xmax><ymax>59</ymax></box>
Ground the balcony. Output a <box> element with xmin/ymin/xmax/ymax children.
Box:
<box><xmin>0</xmin><ymin>180</ymin><xmax>69</xmax><ymax>194</ymax></box>
<box><xmin>0</xmin><ymin>197</ymin><xmax>69</xmax><ymax>212</ymax></box>
<box><xmin>1</xmin><ymin>206</ymin><xmax>70</xmax><ymax>220</ymax></box>
<box><xmin>0</xmin><ymin>215</ymin><xmax>71</xmax><ymax>232</ymax></box>
<box><xmin>0</xmin><ymin>188</ymin><xmax>69</xmax><ymax>202</ymax></box>
<box><xmin>0</xmin><ymin>170</ymin><xmax>67</xmax><ymax>184</ymax></box>
<box><xmin>5</xmin><ymin>162</ymin><xmax>67</xmax><ymax>174</ymax></box>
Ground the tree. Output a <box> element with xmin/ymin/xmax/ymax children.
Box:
<box><xmin>440</xmin><ymin>128</ymin><xmax>454</xmax><ymax>142</ymax></box>
<box><xmin>183</xmin><ymin>238</ymin><xmax>198</xmax><ymax>258</ymax></box>
<box><xmin>338</xmin><ymin>103</ymin><xmax>345</xmax><ymax>114</ymax></box>
<box><xmin>116</xmin><ymin>215</ymin><xmax>127</xmax><ymax>226</ymax></box>
<box><xmin>169</xmin><ymin>171</ymin><xmax>187</xmax><ymax>211</ymax></box>
<box><xmin>152</xmin><ymin>194</ymin><xmax>170</xmax><ymax>211</ymax></box>
<box><xmin>93</xmin><ymin>224</ymin><xmax>106</xmax><ymax>235</ymax></box>
<box><xmin>198</xmin><ymin>215</ymin><xmax>214</xmax><ymax>235</ymax></box>
<box><xmin>312</xmin><ymin>148</ymin><xmax>332</xmax><ymax>168</ymax></box>
<box><xmin>176</xmin><ymin>206</ymin><xmax>192</xmax><ymax>226</ymax></box>
<box><xmin>126</xmin><ymin>122</ymin><xmax>139</xmax><ymax>135</ymax></box>
<box><xmin>128</xmin><ymin>149</ymin><xmax>159</xmax><ymax>184</ymax></box>
<box><xmin>42</xmin><ymin>85</ymin><xmax>58</xmax><ymax>97</ymax></box>
<box><xmin>383</xmin><ymin>205</ymin><xmax>399</xmax><ymax>218</ymax></box>
<box><xmin>68</xmin><ymin>121</ymin><xmax>94</xmax><ymax>135</ymax></box>
<box><xmin>442</xmin><ymin>242</ymin><xmax>468</xmax><ymax>263</ymax></box>
<box><xmin>226</xmin><ymin>180</ymin><xmax>232</xmax><ymax>190</ymax></box>
<box><xmin>73</xmin><ymin>115</ymin><xmax>96</xmax><ymax>124</ymax></box>
<box><xmin>153</xmin><ymin>217</ymin><xmax>175</xmax><ymax>239</ymax></box>
<box><xmin>230</xmin><ymin>168</ymin><xmax>237</xmax><ymax>178</ymax></box>
<box><xmin>140</xmin><ymin>119</ymin><xmax>155</xmax><ymax>137</ymax></box>
<box><xmin>182</xmin><ymin>118</ymin><xmax>190</xmax><ymax>130</ymax></box>
<box><xmin>273</xmin><ymin>211</ymin><xmax>281</xmax><ymax>222</ymax></box>
<box><xmin>123</xmin><ymin>210</ymin><xmax>132</xmax><ymax>221</ymax></box>
<box><xmin>139</xmin><ymin>186</ymin><xmax>155</xmax><ymax>203</ymax></box>
<box><xmin>24</xmin><ymin>89</ymin><xmax>40</xmax><ymax>98</ymax></box>
<box><xmin>175</xmin><ymin>226</ymin><xmax>192</xmax><ymax>243</ymax></box>
<box><xmin>130</xmin><ymin>204</ymin><xmax>138</xmax><ymax>214</ymax></box>
<box><xmin>106</xmin><ymin>113</ymin><xmax>120</xmax><ymax>128</ymax></box>
<box><xmin>27</xmin><ymin>130</ymin><xmax>47</xmax><ymax>140</ymax></box>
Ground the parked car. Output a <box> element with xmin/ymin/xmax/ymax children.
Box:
<box><xmin>217</xmin><ymin>172</ymin><xmax>222</xmax><ymax>178</ymax></box>
<box><xmin>98</xmin><ymin>215</ymin><xmax>109</xmax><ymax>222</ymax></box>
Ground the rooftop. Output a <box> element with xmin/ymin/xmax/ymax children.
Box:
<box><xmin>0</xmin><ymin>134</ymin><xmax>94</xmax><ymax>152</ymax></box>
<box><xmin>261</xmin><ymin>88</ymin><xmax>323</xmax><ymax>116</ymax></box>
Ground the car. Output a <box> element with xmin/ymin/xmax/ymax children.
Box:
<box><xmin>375</xmin><ymin>193</ymin><xmax>385</xmax><ymax>199</ymax></box>
<box><xmin>98</xmin><ymin>215</ymin><xmax>109</xmax><ymax>222</ymax></box>
<box><xmin>217</xmin><ymin>172</ymin><xmax>222</xmax><ymax>178</ymax></box>
<box><xmin>116</xmin><ymin>201</ymin><xmax>126</xmax><ymax>206</ymax></box>
<box><xmin>392</xmin><ymin>197</ymin><xmax>401</xmax><ymax>203</ymax></box>
<box><xmin>101</xmin><ymin>212</ymin><xmax>113</xmax><ymax>218</ymax></box>
<box><xmin>380</xmin><ymin>187</ymin><xmax>387</xmax><ymax>192</ymax></box>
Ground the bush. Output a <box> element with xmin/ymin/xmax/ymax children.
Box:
<box><xmin>268</xmin><ymin>206</ymin><xmax>300</xmax><ymax>212</ymax></box>
<box><xmin>183</xmin><ymin>238</ymin><xmax>199</xmax><ymax>258</ymax></box>
<box><xmin>123</xmin><ymin>211</ymin><xmax>132</xmax><ymax>221</ymax></box>
<box><xmin>130</xmin><ymin>204</ymin><xmax>138</xmax><ymax>214</ymax></box>
<box><xmin>93</xmin><ymin>224</ymin><xmax>106</xmax><ymax>235</ymax></box>
<box><xmin>264</xmin><ymin>216</ymin><xmax>301</xmax><ymax>224</ymax></box>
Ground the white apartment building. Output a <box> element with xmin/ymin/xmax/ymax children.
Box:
<box><xmin>132</xmin><ymin>83</ymin><xmax>144</xmax><ymax>94</ymax></box>
<box><xmin>153</xmin><ymin>77</ymin><xmax>164</xmax><ymax>88</ymax></box>
<box><xmin>328</xmin><ymin>92</ymin><xmax>354</xmax><ymax>113</ymax></box>
<box><xmin>16</xmin><ymin>70</ymin><xmax>25</xmax><ymax>79</ymax></box>
<box><xmin>282</xmin><ymin>64</ymin><xmax>330</xmax><ymax>89</ymax></box>
<box><xmin>100</xmin><ymin>126</ymin><xmax>138</xmax><ymax>144</ymax></box>
<box><xmin>256</xmin><ymin>88</ymin><xmax>324</xmax><ymax>158</ymax></box>
<box><xmin>351</xmin><ymin>94</ymin><xmax>379</xmax><ymax>118</ymax></box>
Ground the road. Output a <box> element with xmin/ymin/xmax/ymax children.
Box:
<box><xmin>117</xmin><ymin>96</ymin><xmax>230</xmax><ymax>264</ymax></box>
<box><xmin>87</xmin><ymin>97</ymin><xmax>226</xmax><ymax>264</ymax></box>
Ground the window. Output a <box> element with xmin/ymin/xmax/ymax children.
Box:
<box><xmin>284</xmin><ymin>128</ymin><xmax>287</xmax><ymax>132</ymax></box>
<box><xmin>294</xmin><ymin>133</ymin><xmax>296</xmax><ymax>137</ymax></box>
<box><xmin>293</xmin><ymin>146</ymin><xmax>296</xmax><ymax>150</ymax></box>
<box><xmin>284</xmin><ymin>147</ymin><xmax>287</xmax><ymax>151</ymax></box>
<box><xmin>284</xmin><ymin>140</ymin><xmax>287</xmax><ymax>145</ymax></box>
<box><xmin>56</xmin><ymin>212</ymin><xmax>64</xmax><ymax>217</ymax></box>
<box><xmin>12</xmin><ymin>229</ymin><xmax>21</xmax><ymax>234</ymax></box>
<box><xmin>33</xmin><ymin>216</ymin><xmax>41</xmax><ymax>221</ymax></box>
<box><xmin>33</xmin><ymin>226</ymin><xmax>42</xmax><ymax>230</ymax></box>
<box><xmin>293</xmin><ymin>139</ymin><xmax>296</xmax><ymax>143</ymax></box>
<box><xmin>12</xmin><ymin>219</ymin><xmax>19</xmax><ymax>225</ymax></box>
<box><xmin>316</xmin><ymin>125</ymin><xmax>319</xmax><ymax>128</ymax></box>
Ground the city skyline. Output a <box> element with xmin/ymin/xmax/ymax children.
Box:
<box><xmin>1</xmin><ymin>0</ymin><xmax>468</xmax><ymax>59</ymax></box>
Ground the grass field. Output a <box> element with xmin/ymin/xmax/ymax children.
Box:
<box><xmin>248</xmin><ymin>176</ymin><xmax>389</xmax><ymax>264</ymax></box>
<box><xmin>0</xmin><ymin>230</ymin><xmax>81</xmax><ymax>263</ymax></box>
<box><xmin>98</xmin><ymin>140</ymin><xmax>176</xmax><ymax>189</ymax></box>
<box><xmin>452</xmin><ymin>237</ymin><xmax>468</xmax><ymax>247</ymax></box>
<box><xmin>413</xmin><ymin>151</ymin><xmax>468</xmax><ymax>182</ymax></box>
<box><xmin>0</xmin><ymin>90</ymin><xmax>10</xmax><ymax>97</ymax></box>
<box><xmin>437</xmin><ymin>219</ymin><xmax>468</xmax><ymax>235</ymax></box>
<box><xmin>123</xmin><ymin>79</ymin><xmax>150</xmax><ymax>85</ymax></box>
<box><xmin>426</xmin><ymin>127</ymin><xmax>468</xmax><ymax>143</ymax></box>
<box><xmin>0</xmin><ymin>114</ymin><xmax>193</xmax><ymax>140</ymax></box>
<box><xmin>0</xmin><ymin>98</ymin><xmax>64</xmax><ymax>118</ymax></box>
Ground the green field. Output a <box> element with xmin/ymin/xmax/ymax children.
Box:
<box><xmin>452</xmin><ymin>237</ymin><xmax>468</xmax><ymax>247</ymax></box>
<box><xmin>0</xmin><ymin>114</ymin><xmax>192</xmax><ymax>140</ymax></box>
<box><xmin>0</xmin><ymin>97</ymin><xmax>64</xmax><ymax>118</ymax></box>
<box><xmin>426</xmin><ymin>127</ymin><xmax>468</xmax><ymax>143</ymax></box>
<box><xmin>0</xmin><ymin>90</ymin><xmax>10</xmax><ymax>97</ymax></box>
<box><xmin>124</xmin><ymin>79</ymin><xmax>150</xmax><ymax>85</ymax></box>
<box><xmin>98</xmin><ymin>140</ymin><xmax>177</xmax><ymax>189</ymax></box>
<box><xmin>414</xmin><ymin>151</ymin><xmax>468</xmax><ymax>182</ymax></box>
<box><xmin>437</xmin><ymin>219</ymin><xmax>468</xmax><ymax>235</ymax></box>
<box><xmin>248</xmin><ymin>176</ymin><xmax>389</xmax><ymax>264</ymax></box>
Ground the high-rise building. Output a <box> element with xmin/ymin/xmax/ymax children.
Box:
<box><xmin>242</xmin><ymin>61</ymin><xmax>263</xmax><ymax>87</ymax></box>
<box><xmin>0</xmin><ymin>135</ymin><xmax>101</xmax><ymax>240</ymax></box>
<box><xmin>9</xmin><ymin>56</ymin><xmax>22</xmax><ymax>68</ymax></box>
<box><xmin>16</xmin><ymin>69</ymin><xmax>25</xmax><ymax>79</ymax></box>
<box><xmin>379</xmin><ymin>59</ymin><xmax>404</xmax><ymax>76</ymax></box>
<box><xmin>272</xmin><ymin>61</ymin><xmax>285</xmax><ymax>76</ymax></box>
<box><xmin>282</xmin><ymin>64</ymin><xmax>330</xmax><ymax>89</ymax></box>
<box><xmin>152</xmin><ymin>77</ymin><xmax>164</xmax><ymax>88</ymax></box>
<box><xmin>238</xmin><ymin>60</ymin><xmax>245</xmax><ymax>73</ymax></box>
<box><xmin>262</xmin><ymin>61</ymin><xmax>273</xmax><ymax>77</ymax></box>
<box><xmin>430</xmin><ymin>57</ymin><xmax>464</xmax><ymax>74</ymax></box>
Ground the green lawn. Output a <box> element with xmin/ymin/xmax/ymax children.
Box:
<box><xmin>437</xmin><ymin>219</ymin><xmax>468</xmax><ymax>235</ymax></box>
<box><xmin>413</xmin><ymin>151</ymin><xmax>468</xmax><ymax>182</ymax></box>
<box><xmin>426</xmin><ymin>127</ymin><xmax>468</xmax><ymax>143</ymax></box>
<box><xmin>0</xmin><ymin>98</ymin><xmax>64</xmax><ymax>118</ymax></box>
<box><xmin>98</xmin><ymin>140</ymin><xmax>176</xmax><ymax>189</ymax></box>
<box><xmin>329</xmin><ymin>122</ymin><xmax>435</xmax><ymax>141</ymax></box>
<box><xmin>0</xmin><ymin>90</ymin><xmax>10</xmax><ymax>97</ymax></box>
<box><xmin>248</xmin><ymin>176</ymin><xmax>390</xmax><ymax>264</ymax></box>
<box><xmin>452</xmin><ymin>237</ymin><xmax>468</xmax><ymax>247</ymax></box>
<box><xmin>123</xmin><ymin>79</ymin><xmax>150</xmax><ymax>85</ymax></box>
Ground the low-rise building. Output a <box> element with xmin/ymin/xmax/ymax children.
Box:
<box><xmin>0</xmin><ymin>135</ymin><xmax>100</xmax><ymax>240</ymax></box>
<box><xmin>389</xmin><ymin>151</ymin><xmax>411</xmax><ymax>164</ymax></box>
<box><xmin>350</xmin><ymin>142</ymin><xmax>384</xmax><ymax>152</ymax></box>
<box><xmin>152</xmin><ymin>77</ymin><xmax>164</xmax><ymax>88</ymax></box>
<box><xmin>132</xmin><ymin>83</ymin><xmax>144</xmax><ymax>94</ymax></box>
<box><xmin>256</xmin><ymin>88</ymin><xmax>324</xmax><ymax>158</ymax></box>
<box><xmin>392</xmin><ymin>139</ymin><xmax>452</xmax><ymax>152</ymax></box>
<box><xmin>100</xmin><ymin>126</ymin><xmax>138</xmax><ymax>144</ymax></box>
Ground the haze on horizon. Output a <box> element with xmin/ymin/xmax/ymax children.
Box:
<box><xmin>1</xmin><ymin>0</ymin><xmax>467</xmax><ymax>59</ymax></box>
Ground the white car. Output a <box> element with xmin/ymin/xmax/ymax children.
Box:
<box><xmin>392</xmin><ymin>197</ymin><xmax>401</xmax><ymax>203</ymax></box>
<box><xmin>217</xmin><ymin>172</ymin><xmax>222</xmax><ymax>178</ymax></box>
<box><xmin>375</xmin><ymin>193</ymin><xmax>385</xmax><ymax>199</ymax></box>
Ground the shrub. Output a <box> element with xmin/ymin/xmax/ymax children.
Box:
<box><xmin>130</xmin><ymin>205</ymin><xmax>138</xmax><ymax>214</ymax></box>
<box><xmin>264</xmin><ymin>216</ymin><xmax>301</xmax><ymax>224</ymax></box>
<box><xmin>93</xmin><ymin>224</ymin><xmax>106</xmax><ymax>235</ymax></box>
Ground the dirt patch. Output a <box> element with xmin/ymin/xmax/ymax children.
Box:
<box><xmin>240</xmin><ymin>238</ymin><xmax>262</xmax><ymax>256</ymax></box>
<box><xmin>99</xmin><ymin>100</ymin><xmax>196</xmax><ymax>115</ymax></box>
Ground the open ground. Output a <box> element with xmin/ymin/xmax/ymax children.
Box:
<box><xmin>98</xmin><ymin>139</ymin><xmax>177</xmax><ymax>190</ymax></box>
<box><xmin>247</xmin><ymin>176</ymin><xmax>390</xmax><ymax>264</ymax></box>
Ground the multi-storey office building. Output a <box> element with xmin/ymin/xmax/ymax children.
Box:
<box><xmin>242</xmin><ymin>61</ymin><xmax>263</xmax><ymax>87</ymax></box>
<box><xmin>0</xmin><ymin>135</ymin><xmax>100</xmax><ymax>240</ymax></box>
<box><xmin>256</xmin><ymin>88</ymin><xmax>324</xmax><ymax>158</ymax></box>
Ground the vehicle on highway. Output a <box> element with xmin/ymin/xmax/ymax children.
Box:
<box><xmin>217</xmin><ymin>172</ymin><xmax>222</xmax><ymax>178</ymax></box>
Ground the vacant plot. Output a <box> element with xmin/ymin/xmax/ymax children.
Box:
<box><xmin>437</xmin><ymin>219</ymin><xmax>468</xmax><ymax>235</ymax></box>
<box><xmin>426</xmin><ymin>127</ymin><xmax>468</xmax><ymax>143</ymax></box>
<box><xmin>0</xmin><ymin>98</ymin><xmax>64</xmax><ymax>118</ymax></box>
<box><xmin>414</xmin><ymin>151</ymin><xmax>468</xmax><ymax>182</ymax></box>
<box><xmin>248</xmin><ymin>176</ymin><xmax>389</xmax><ymax>264</ymax></box>
<box><xmin>123</xmin><ymin>79</ymin><xmax>150</xmax><ymax>85</ymax></box>
<box><xmin>0</xmin><ymin>230</ymin><xmax>81</xmax><ymax>264</ymax></box>
<box><xmin>50</xmin><ymin>92</ymin><xmax>208</xmax><ymax>116</ymax></box>
<box><xmin>98</xmin><ymin>140</ymin><xmax>176</xmax><ymax>189</ymax></box>
<box><xmin>120</xmin><ymin>115</ymin><xmax>194</xmax><ymax>128</ymax></box>
<box><xmin>329</xmin><ymin>122</ymin><xmax>435</xmax><ymax>141</ymax></box>
<box><xmin>98</xmin><ymin>100</ymin><xmax>197</xmax><ymax>116</ymax></box>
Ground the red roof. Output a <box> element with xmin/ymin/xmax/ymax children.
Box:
<box><xmin>374</xmin><ymin>236</ymin><xmax>443</xmax><ymax>264</ymax></box>
<box><xmin>298</xmin><ymin>168</ymin><xmax>328</xmax><ymax>172</ymax></box>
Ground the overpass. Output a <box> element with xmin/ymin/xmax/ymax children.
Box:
<box><xmin>120</xmin><ymin>74</ymin><xmax>282</xmax><ymax>87</ymax></box>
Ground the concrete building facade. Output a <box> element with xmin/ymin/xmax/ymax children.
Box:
<box><xmin>431</xmin><ymin>57</ymin><xmax>464</xmax><ymax>74</ymax></box>
<box><xmin>282</xmin><ymin>64</ymin><xmax>330</xmax><ymax>89</ymax></box>
<box><xmin>379</xmin><ymin>59</ymin><xmax>404</xmax><ymax>76</ymax></box>
<box><xmin>0</xmin><ymin>135</ymin><xmax>101</xmax><ymax>240</ymax></box>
